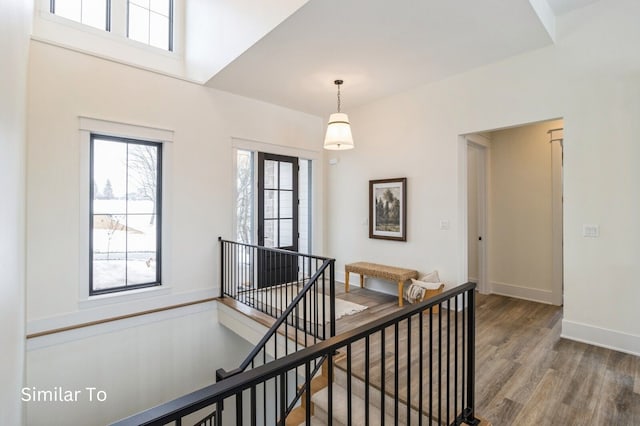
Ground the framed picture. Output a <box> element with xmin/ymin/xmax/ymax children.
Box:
<box><xmin>369</xmin><ymin>177</ymin><xmax>407</xmax><ymax>241</ymax></box>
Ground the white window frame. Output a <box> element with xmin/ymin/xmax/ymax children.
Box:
<box><xmin>79</xmin><ymin>117</ymin><xmax>173</xmax><ymax>307</ymax></box>
<box><xmin>47</xmin><ymin>0</ymin><xmax>175</xmax><ymax>51</ymax></box>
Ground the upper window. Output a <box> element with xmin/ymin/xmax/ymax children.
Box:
<box><xmin>90</xmin><ymin>134</ymin><xmax>162</xmax><ymax>295</ymax></box>
<box><xmin>50</xmin><ymin>0</ymin><xmax>174</xmax><ymax>51</ymax></box>
<box><xmin>128</xmin><ymin>0</ymin><xmax>173</xmax><ymax>51</ymax></box>
<box><xmin>51</xmin><ymin>0</ymin><xmax>110</xmax><ymax>31</ymax></box>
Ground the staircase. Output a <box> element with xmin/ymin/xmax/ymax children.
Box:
<box><xmin>112</xmin><ymin>241</ymin><xmax>483</xmax><ymax>426</ymax></box>
<box><xmin>286</xmin><ymin>352</ymin><xmax>448</xmax><ymax>425</ymax></box>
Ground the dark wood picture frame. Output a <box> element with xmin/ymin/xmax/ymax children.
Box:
<box><xmin>369</xmin><ymin>177</ymin><xmax>407</xmax><ymax>241</ymax></box>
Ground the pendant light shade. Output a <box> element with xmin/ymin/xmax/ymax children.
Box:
<box><xmin>324</xmin><ymin>80</ymin><xmax>354</xmax><ymax>150</ymax></box>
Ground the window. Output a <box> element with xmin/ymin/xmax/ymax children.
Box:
<box><xmin>50</xmin><ymin>0</ymin><xmax>174</xmax><ymax>51</ymax></box>
<box><xmin>234</xmin><ymin>148</ymin><xmax>312</xmax><ymax>254</ymax></box>
<box><xmin>235</xmin><ymin>150</ymin><xmax>254</xmax><ymax>244</ymax></box>
<box><xmin>90</xmin><ymin>134</ymin><xmax>162</xmax><ymax>295</ymax></box>
<box><xmin>51</xmin><ymin>0</ymin><xmax>110</xmax><ymax>31</ymax></box>
<box><xmin>128</xmin><ymin>0</ymin><xmax>173</xmax><ymax>51</ymax></box>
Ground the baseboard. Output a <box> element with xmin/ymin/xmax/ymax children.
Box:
<box><xmin>561</xmin><ymin>319</ymin><xmax>640</xmax><ymax>357</ymax></box>
<box><xmin>490</xmin><ymin>281</ymin><xmax>555</xmax><ymax>305</ymax></box>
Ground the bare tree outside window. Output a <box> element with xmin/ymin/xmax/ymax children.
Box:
<box><xmin>236</xmin><ymin>150</ymin><xmax>253</xmax><ymax>244</ymax></box>
<box><xmin>128</xmin><ymin>144</ymin><xmax>158</xmax><ymax>224</ymax></box>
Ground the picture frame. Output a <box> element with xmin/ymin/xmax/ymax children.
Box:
<box><xmin>369</xmin><ymin>177</ymin><xmax>407</xmax><ymax>241</ymax></box>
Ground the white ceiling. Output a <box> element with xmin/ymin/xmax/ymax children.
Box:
<box><xmin>207</xmin><ymin>0</ymin><xmax>599</xmax><ymax>117</ymax></box>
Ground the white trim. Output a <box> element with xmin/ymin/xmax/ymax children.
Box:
<box><xmin>27</xmin><ymin>288</ymin><xmax>218</xmax><ymax>339</ymax></box>
<box><xmin>27</xmin><ymin>299</ymin><xmax>217</xmax><ymax>351</ymax></box>
<box><xmin>231</xmin><ymin>137</ymin><xmax>321</xmax><ymax>160</ymax></box>
<box><xmin>561</xmin><ymin>319</ymin><xmax>640</xmax><ymax>357</ymax></box>
<box><xmin>78</xmin><ymin>117</ymin><xmax>174</xmax><ymax>304</ymax></box>
<box><xmin>465</xmin><ymin>133</ymin><xmax>491</xmax><ymax>148</ymax></box>
<box><xmin>467</xmin><ymin>140</ymin><xmax>489</xmax><ymax>294</ymax></box>
<box><xmin>79</xmin><ymin>116</ymin><xmax>174</xmax><ymax>142</ymax></box>
<box><xmin>551</xmin><ymin>136</ymin><xmax>563</xmax><ymax>305</ymax></box>
<box><xmin>490</xmin><ymin>281</ymin><xmax>555</xmax><ymax>304</ymax></box>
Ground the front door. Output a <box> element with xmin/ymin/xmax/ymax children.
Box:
<box><xmin>257</xmin><ymin>152</ymin><xmax>299</xmax><ymax>288</ymax></box>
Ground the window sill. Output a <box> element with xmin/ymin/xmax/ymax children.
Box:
<box><xmin>79</xmin><ymin>285</ymin><xmax>171</xmax><ymax>310</ymax></box>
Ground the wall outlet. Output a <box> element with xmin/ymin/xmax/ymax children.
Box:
<box><xmin>439</xmin><ymin>220</ymin><xmax>450</xmax><ymax>230</ymax></box>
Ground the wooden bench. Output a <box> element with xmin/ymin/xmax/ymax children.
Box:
<box><xmin>345</xmin><ymin>262</ymin><xmax>419</xmax><ymax>307</ymax></box>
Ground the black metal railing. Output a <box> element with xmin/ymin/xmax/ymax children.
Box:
<box><xmin>220</xmin><ymin>238</ymin><xmax>336</xmax><ymax>340</ymax></box>
<box><xmin>217</xmin><ymin>239</ymin><xmax>335</xmax><ymax>408</ymax></box>
<box><xmin>112</xmin><ymin>282</ymin><xmax>479</xmax><ymax>426</ymax></box>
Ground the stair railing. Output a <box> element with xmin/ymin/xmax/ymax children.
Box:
<box><xmin>217</xmin><ymin>238</ymin><xmax>335</xmax><ymax>382</ymax></box>
<box><xmin>112</xmin><ymin>282</ymin><xmax>480</xmax><ymax>426</ymax></box>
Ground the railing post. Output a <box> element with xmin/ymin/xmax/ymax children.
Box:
<box><xmin>329</xmin><ymin>259</ymin><xmax>336</xmax><ymax>338</ymax></box>
<box><xmin>219</xmin><ymin>237</ymin><xmax>224</xmax><ymax>298</ymax></box>
<box><xmin>464</xmin><ymin>288</ymin><xmax>479</xmax><ymax>425</ymax></box>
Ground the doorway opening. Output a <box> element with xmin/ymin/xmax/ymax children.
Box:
<box><xmin>464</xmin><ymin>119</ymin><xmax>563</xmax><ymax>305</ymax></box>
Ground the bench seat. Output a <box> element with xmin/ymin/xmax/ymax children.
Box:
<box><xmin>344</xmin><ymin>262</ymin><xmax>419</xmax><ymax>307</ymax></box>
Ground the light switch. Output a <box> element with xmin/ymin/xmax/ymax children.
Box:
<box><xmin>583</xmin><ymin>225</ymin><xmax>599</xmax><ymax>238</ymax></box>
<box><xmin>439</xmin><ymin>220</ymin><xmax>450</xmax><ymax>230</ymax></box>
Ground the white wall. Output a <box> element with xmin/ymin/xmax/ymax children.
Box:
<box><xmin>327</xmin><ymin>0</ymin><xmax>640</xmax><ymax>354</ymax></box>
<box><xmin>26</xmin><ymin>41</ymin><xmax>323</xmax><ymax>332</ymax></box>
<box><xmin>0</xmin><ymin>1</ymin><xmax>31</xmax><ymax>423</ymax></box>
<box><xmin>488</xmin><ymin>120</ymin><xmax>562</xmax><ymax>304</ymax></box>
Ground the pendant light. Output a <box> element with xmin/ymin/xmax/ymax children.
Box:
<box><xmin>324</xmin><ymin>79</ymin><xmax>354</xmax><ymax>150</ymax></box>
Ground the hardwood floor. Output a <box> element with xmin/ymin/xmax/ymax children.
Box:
<box><xmin>226</xmin><ymin>286</ymin><xmax>640</xmax><ymax>425</ymax></box>
<box><xmin>474</xmin><ymin>294</ymin><xmax>640</xmax><ymax>425</ymax></box>
<box><xmin>334</xmin><ymin>288</ymin><xmax>640</xmax><ymax>425</ymax></box>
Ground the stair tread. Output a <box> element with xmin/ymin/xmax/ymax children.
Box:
<box><xmin>311</xmin><ymin>383</ymin><xmax>394</xmax><ymax>426</ymax></box>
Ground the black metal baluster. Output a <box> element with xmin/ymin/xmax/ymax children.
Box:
<box><xmin>447</xmin><ymin>296</ymin><xmax>451</xmax><ymax>424</ymax></box>
<box><xmin>365</xmin><ymin>335</ymin><xmax>370</xmax><ymax>426</ymax></box>
<box><xmin>381</xmin><ymin>328</ymin><xmax>386</xmax><ymax>420</ymax></box>
<box><xmin>407</xmin><ymin>316</ymin><xmax>412</xmax><ymax>424</ymax></box>
<box><xmin>236</xmin><ymin>391</ymin><xmax>243</xmax><ymax>425</ymax></box>
<box><xmin>419</xmin><ymin>309</ymin><xmax>424</xmax><ymax>426</ymax></box>
<box><xmin>328</xmin><ymin>351</ymin><xmax>334</xmax><ymax>423</ymax></box>
<box><xmin>455</xmin><ymin>294</ymin><xmax>459</xmax><ymax>422</ymax></box>
<box><xmin>347</xmin><ymin>344</ymin><xmax>352</xmax><ymax>426</ymax></box>
<box><xmin>305</xmin><ymin>361</ymin><xmax>312</xmax><ymax>425</ymax></box>
<box><xmin>251</xmin><ymin>386</ymin><xmax>256</xmax><ymax>426</ymax></box>
<box><xmin>219</xmin><ymin>239</ymin><xmax>224</xmax><ymax>298</ymax></box>
<box><xmin>438</xmin><ymin>303</ymin><xmax>442</xmax><ymax>425</ymax></box>
<box><xmin>279</xmin><ymin>373</ymin><xmax>286</xmax><ymax>425</ymax></box>
<box><xmin>394</xmin><ymin>322</ymin><xmax>399</xmax><ymax>425</ymax></box>
<box><xmin>429</xmin><ymin>306</ymin><xmax>433</xmax><ymax>425</ymax></box>
<box><xmin>215</xmin><ymin>401</ymin><xmax>222</xmax><ymax>426</ymax></box>
<box><xmin>462</xmin><ymin>291</ymin><xmax>466</xmax><ymax>412</ymax></box>
<box><xmin>465</xmin><ymin>289</ymin><xmax>476</xmax><ymax>424</ymax></box>
<box><xmin>329</xmin><ymin>260</ymin><xmax>336</xmax><ymax>338</ymax></box>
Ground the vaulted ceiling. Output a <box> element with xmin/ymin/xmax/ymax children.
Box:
<box><xmin>206</xmin><ymin>0</ymin><xmax>600</xmax><ymax>117</ymax></box>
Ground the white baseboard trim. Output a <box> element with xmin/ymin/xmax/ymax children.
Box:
<box><xmin>561</xmin><ymin>319</ymin><xmax>640</xmax><ymax>357</ymax></box>
<box><xmin>490</xmin><ymin>281</ymin><xmax>555</xmax><ymax>305</ymax></box>
<box><xmin>27</xmin><ymin>288</ymin><xmax>219</xmax><ymax>336</ymax></box>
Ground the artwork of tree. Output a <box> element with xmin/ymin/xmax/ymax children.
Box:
<box><xmin>375</xmin><ymin>187</ymin><xmax>401</xmax><ymax>232</ymax></box>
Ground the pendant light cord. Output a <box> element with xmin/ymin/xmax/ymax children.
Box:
<box><xmin>337</xmin><ymin>83</ymin><xmax>341</xmax><ymax>113</ymax></box>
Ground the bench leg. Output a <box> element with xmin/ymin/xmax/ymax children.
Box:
<box><xmin>345</xmin><ymin>270</ymin><xmax>350</xmax><ymax>293</ymax></box>
<box><xmin>398</xmin><ymin>281</ymin><xmax>404</xmax><ymax>307</ymax></box>
<box><xmin>359</xmin><ymin>274</ymin><xmax>364</xmax><ymax>288</ymax></box>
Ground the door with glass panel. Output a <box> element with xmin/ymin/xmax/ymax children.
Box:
<box><xmin>257</xmin><ymin>152</ymin><xmax>299</xmax><ymax>288</ymax></box>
